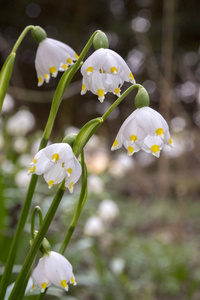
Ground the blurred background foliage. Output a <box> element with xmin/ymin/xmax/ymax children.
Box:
<box><xmin>0</xmin><ymin>0</ymin><xmax>200</xmax><ymax>299</ymax></box>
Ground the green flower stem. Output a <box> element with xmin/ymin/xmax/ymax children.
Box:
<box><xmin>0</xmin><ymin>174</ymin><xmax>38</xmax><ymax>299</ymax></box>
<box><xmin>12</xmin><ymin>25</ymin><xmax>35</xmax><ymax>53</ymax></box>
<box><xmin>8</xmin><ymin>182</ymin><xmax>66</xmax><ymax>300</ymax></box>
<box><xmin>59</xmin><ymin>151</ymin><xmax>88</xmax><ymax>254</ymax></box>
<box><xmin>31</xmin><ymin>206</ymin><xmax>43</xmax><ymax>239</ymax></box>
<box><xmin>102</xmin><ymin>84</ymin><xmax>143</xmax><ymax>121</ymax></box>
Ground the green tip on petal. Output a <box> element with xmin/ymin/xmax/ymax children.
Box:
<box><xmin>93</xmin><ymin>31</ymin><xmax>109</xmax><ymax>50</ymax></box>
<box><xmin>134</xmin><ymin>87</ymin><xmax>150</xmax><ymax>108</ymax></box>
<box><xmin>31</xmin><ymin>26</ymin><xmax>47</xmax><ymax>43</ymax></box>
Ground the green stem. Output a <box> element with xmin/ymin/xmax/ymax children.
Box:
<box><xmin>31</xmin><ymin>206</ymin><xmax>43</xmax><ymax>239</ymax></box>
<box><xmin>8</xmin><ymin>182</ymin><xmax>66</xmax><ymax>300</ymax></box>
<box><xmin>102</xmin><ymin>84</ymin><xmax>143</xmax><ymax>121</ymax></box>
<box><xmin>12</xmin><ymin>25</ymin><xmax>35</xmax><ymax>53</ymax></box>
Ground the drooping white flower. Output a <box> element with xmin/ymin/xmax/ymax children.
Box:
<box><xmin>28</xmin><ymin>143</ymin><xmax>82</xmax><ymax>192</ymax></box>
<box><xmin>6</xmin><ymin>109</ymin><xmax>35</xmax><ymax>136</ymax></box>
<box><xmin>111</xmin><ymin>106</ymin><xmax>173</xmax><ymax>158</ymax></box>
<box><xmin>81</xmin><ymin>48</ymin><xmax>135</xmax><ymax>102</ymax></box>
<box><xmin>84</xmin><ymin>216</ymin><xmax>104</xmax><ymax>237</ymax></box>
<box><xmin>35</xmin><ymin>38</ymin><xmax>79</xmax><ymax>86</ymax></box>
<box><xmin>31</xmin><ymin>251</ymin><xmax>76</xmax><ymax>293</ymax></box>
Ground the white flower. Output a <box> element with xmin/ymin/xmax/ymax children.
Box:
<box><xmin>81</xmin><ymin>48</ymin><xmax>135</xmax><ymax>102</ymax></box>
<box><xmin>28</xmin><ymin>143</ymin><xmax>82</xmax><ymax>192</ymax></box>
<box><xmin>35</xmin><ymin>38</ymin><xmax>79</xmax><ymax>86</ymax></box>
<box><xmin>2</xmin><ymin>93</ymin><xmax>14</xmax><ymax>113</ymax></box>
<box><xmin>84</xmin><ymin>216</ymin><xmax>104</xmax><ymax>237</ymax></box>
<box><xmin>98</xmin><ymin>199</ymin><xmax>119</xmax><ymax>223</ymax></box>
<box><xmin>111</xmin><ymin>106</ymin><xmax>173</xmax><ymax>158</ymax></box>
<box><xmin>31</xmin><ymin>251</ymin><xmax>76</xmax><ymax>293</ymax></box>
<box><xmin>6</xmin><ymin>110</ymin><xmax>35</xmax><ymax>136</ymax></box>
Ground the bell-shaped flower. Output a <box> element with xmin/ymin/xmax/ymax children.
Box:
<box><xmin>28</xmin><ymin>143</ymin><xmax>81</xmax><ymax>192</ymax></box>
<box><xmin>31</xmin><ymin>251</ymin><xmax>76</xmax><ymax>293</ymax></box>
<box><xmin>80</xmin><ymin>48</ymin><xmax>136</xmax><ymax>102</ymax></box>
<box><xmin>111</xmin><ymin>106</ymin><xmax>173</xmax><ymax>158</ymax></box>
<box><xmin>35</xmin><ymin>38</ymin><xmax>78</xmax><ymax>86</ymax></box>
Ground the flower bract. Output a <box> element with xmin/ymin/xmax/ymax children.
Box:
<box><xmin>31</xmin><ymin>251</ymin><xmax>76</xmax><ymax>293</ymax></box>
<box><xmin>111</xmin><ymin>106</ymin><xmax>173</xmax><ymax>158</ymax></box>
<box><xmin>28</xmin><ymin>143</ymin><xmax>81</xmax><ymax>192</ymax></box>
<box><xmin>35</xmin><ymin>38</ymin><xmax>78</xmax><ymax>86</ymax></box>
<box><xmin>80</xmin><ymin>48</ymin><xmax>136</xmax><ymax>102</ymax></box>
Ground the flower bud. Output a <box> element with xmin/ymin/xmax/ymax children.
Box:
<box><xmin>31</xmin><ymin>26</ymin><xmax>47</xmax><ymax>43</ymax></box>
<box><xmin>93</xmin><ymin>31</ymin><xmax>109</xmax><ymax>50</ymax></box>
<box><xmin>62</xmin><ymin>133</ymin><xmax>77</xmax><ymax>147</ymax></box>
<box><xmin>134</xmin><ymin>87</ymin><xmax>150</xmax><ymax>108</ymax></box>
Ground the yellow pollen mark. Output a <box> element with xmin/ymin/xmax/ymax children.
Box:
<box><xmin>41</xmin><ymin>282</ymin><xmax>47</xmax><ymax>290</ymax></box>
<box><xmin>48</xmin><ymin>180</ymin><xmax>54</xmax><ymax>188</ymax></box>
<box><xmin>169</xmin><ymin>138</ymin><xmax>172</xmax><ymax>144</ymax></box>
<box><xmin>52</xmin><ymin>153</ymin><xmax>59</xmax><ymax>161</ymax></box>
<box><xmin>130</xmin><ymin>135</ymin><xmax>137</xmax><ymax>142</ymax></box>
<box><xmin>61</xmin><ymin>279</ymin><xmax>68</xmax><ymax>289</ymax></box>
<box><xmin>156</xmin><ymin>128</ymin><xmax>164</xmax><ymax>136</ymax></box>
<box><xmin>151</xmin><ymin>145</ymin><xmax>159</xmax><ymax>154</ymax></box>
<box><xmin>33</xmin><ymin>158</ymin><xmax>37</xmax><ymax>164</ymax></box>
<box><xmin>44</xmin><ymin>74</ymin><xmax>49</xmax><ymax>79</ymax></box>
<box><xmin>128</xmin><ymin>146</ymin><xmax>134</xmax><ymax>154</ymax></box>
<box><xmin>112</xmin><ymin>139</ymin><xmax>118</xmax><ymax>148</ymax></box>
<box><xmin>31</xmin><ymin>284</ymin><xmax>35</xmax><ymax>290</ymax></box>
<box><xmin>29</xmin><ymin>165</ymin><xmax>36</xmax><ymax>174</ymax></box>
<box><xmin>111</xmin><ymin>66</ymin><xmax>118</xmax><ymax>73</ymax></box>
<box><xmin>71</xmin><ymin>277</ymin><xmax>76</xmax><ymax>285</ymax></box>
<box><xmin>62</xmin><ymin>162</ymin><xmax>65</xmax><ymax>168</ymax></box>
<box><xmin>99</xmin><ymin>69</ymin><xmax>106</xmax><ymax>73</ymax></box>
<box><xmin>97</xmin><ymin>89</ymin><xmax>104</xmax><ymax>98</ymax></box>
<box><xmin>69</xmin><ymin>182</ymin><xmax>74</xmax><ymax>190</ymax></box>
<box><xmin>87</xmin><ymin>66</ymin><xmax>93</xmax><ymax>74</ymax></box>
<box><xmin>67</xmin><ymin>168</ymin><xmax>72</xmax><ymax>174</ymax></box>
<box><xmin>67</xmin><ymin>58</ymin><xmax>73</xmax><ymax>64</ymax></box>
<box><xmin>38</xmin><ymin>77</ymin><xmax>42</xmax><ymax>83</ymax></box>
<box><xmin>82</xmin><ymin>84</ymin><xmax>86</xmax><ymax>91</ymax></box>
<box><xmin>49</xmin><ymin>66</ymin><xmax>56</xmax><ymax>74</ymax></box>
<box><xmin>114</xmin><ymin>87</ymin><xmax>120</xmax><ymax>95</ymax></box>
<box><xmin>75</xmin><ymin>53</ymin><xmax>79</xmax><ymax>59</ymax></box>
<box><xmin>129</xmin><ymin>73</ymin><xmax>135</xmax><ymax>81</ymax></box>
<box><xmin>62</xmin><ymin>64</ymin><xmax>67</xmax><ymax>69</ymax></box>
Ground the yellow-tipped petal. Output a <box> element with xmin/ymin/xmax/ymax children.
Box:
<box><xmin>110</xmin><ymin>66</ymin><xmax>118</xmax><ymax>74</ymax></box>
<box><xmin>67</xmin><ymin>168</ymin><xmax>72</xmax><ymax>174</ymax></box>
<box><xmin>130</xmin><ymin>135</ymin><xmax>137</xmax><ymax>143</ymax></box>
<box><xmin>87</xmin><ymin>66</ymin><xmax>93</xmax><ymax>74</ymax></box>
<box><xmin>33</xmin><ymin>158</ymin><xmax>37</xmax><ymax>164</ymax></box>
<box><xmin>67</xmin><ymin>58</ymin><xmax>73</xmax><ymax>64</ymax></box>
<box><xmin>69</xmin><ymin>182</ymin><xmax>74</xmax><ymax>192</ymax></box>
<box><xmin>150</xmin><ymin>145</ymin><xmax>160</xmax><ymax>154</ymax></box>
<box><xmin>75</xmin><ymin>53</ymin><xmax>79</xmax><ymax>59</ymax></box>
<box><xmin>49</xmin><ymin>66</ymin><xmax>57</xmax><ymax>74</ymax></box>
<box><xmin>61</xmin><ymin>279</ymin><xmax>68</xmax><ymax>290</ymax></box>
<box><xmin>62</xmin><ymin>64</ymin><xmax>68</xmax><ymax>69</ymax></box>
<box><xmin>48</xmin><ymin>180</ymin><xmax>54</xmax><ymax>188</ymax></box>
<box><xmin>112</xmin><ymin>139</ymin><xmax>118</xmax><ymax>148</ymax></box>
<box><xmin>97</xmin><ymin>89</ymin><xmax>104</xmax><ymax>98</ymax></box>
<box><xmin>71</xmin><ymin>276</ymin><xmax>76</xmax><ymax>285</ymax></box>
<box><xmin>38</xmin><ymin>77</ymin><xmax>42</xmax><ymax>84</ymax></box>
<box><xmin>82</xmin><ymin>84</ymin><xmax>86</xmax><ymax>91</ymax></box>
<box><xmin>44</xmin><ymin>74</ymin><xmax>49</xmax><ymax>79</ymax></box>
<box><xmin>114</xmin><ymin>87</ymin><xmax>120</xmax><ymax>96</ymax></box>
<box><xmin>41</xmin><ymin>282</ymin><xmax>47</xmax><ymax>293</ymax></box>
<box><xmin>127</xmin><ymin>146</ymin><xmax>134</xmax><ymax>155</ymax></box>
<box><xmin>28</xmin><ymin>165</ymin><xmax>36</xmax><ymax>174</ymax></box>
<box><xmin>156</xmin><ymin>128</ymin><xmax>164</xmax><ymax>136</ymax></box>
<box><xmin>52</xmin><ymin>153</ymin><xmax>59</xmax><ymax>162</ymax></box>
<box><xmin>129</xmin><ymin>72</ymin><xmax>135</xmax><ymax>82</ymax></box>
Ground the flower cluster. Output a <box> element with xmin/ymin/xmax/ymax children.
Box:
<box><xmin>28</xmin><ymin>143</ymin><xmax>81</xmax><ymax>192</ymax></box>
<box><xmin>35</xmin><ymin>38</ymin><xmax>78</xmax><ymax>86</ymax></box>
<box><xmin>80</xmin><ymin>48</ymin><xmax>136</xmax><ymax>102</ymax></box>
<box><xmin>31</xmin><ymin>251</ymin><xmax>76</xmax><ymax>293</ymax></box>
<box><xmin>111</xmin><ymin>106</ymin><xmax>173</xmax><ymax>158</ymax></box>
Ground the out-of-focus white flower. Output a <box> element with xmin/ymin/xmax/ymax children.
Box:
<box><xmin>28</xmin><ymin>143</ymin><xmax>81</xmax><ymax>192</ymax></box>
<box><xmin>13</xmin><ymin>137</ymin><xmax>28</xmax><ymax>153</ymax></box>
<box><xmin>111</xmin><ymin>106</ymin><xmax>173</xmax><ymax>158</ymax></box>
<box><xmin>88</xmin><ymin>174</ymin><xmax>104</xmax><ymax>194</ymax></box>
<box><xmin>109</xmin><ymin>153</ymin><xmax>135</xmax><ymax>178</ymax></box>
<box><xmin>81</xmin><ymin>48</ymin><xmax>135</xmax><ymax>102</ymax></box>
<box><xmin>15</xmin><ymin>169</ymin><xmax>31</xmax><ymax>188</ymax></box>
<box><xmin>98</xmin><ymin>199</ymin><xmax>119</xmax><ymax>222</ymax></box>
<box><xmin>31</xmin><ymin>251</ymin><xmax>76</xmax><ymax>293</ymax></box>
<box><xmin>35</xmin><ymin>38</ymin><xmax>78</xmax><ymax>86</ymax></box>
<box><xmin>110</xmin><ymin>257</ymin><xmax>125</xmax><ymax>275</ymax></box>
<box><xmin>84</xmin><ymin>216</ymin><xmax>104</xmax><ymax>237</ymax></box>
<box><xmin>6</xmin><ymin>110</ymin><xmax>35</xmax><ymax>136</ymax></box>
<box><xmin>18</xmin><ymin>154</ymin><xmax>33</xmax><ymax>167</ymax></box>
<box><xmin>2</xmin><ymin>93</ymin><xmax>14</xmax><ymax>113</ymax></box>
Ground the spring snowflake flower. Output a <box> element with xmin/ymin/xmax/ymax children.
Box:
<box><xmin>111</xmin><ymin>106</ymin><xmax>173</xmax><ymax>158</ymax></box>
<box><xmin>81</xmin><ymin>48</ymin><xmax>135</xmax><ymax>102</ymax></box>
<box><xmin>28</xmin><ymin>143</ymin><xmax>81</xmax><ymax>192</ymax></box>
<box><xmin>35</xmin><ymin>38</ymin><xmax>78</xmax><ymax>86</ymax></box>
<box><xmin>31</xmin><ymin>251</ymin><xmax>76</xmax><ymax>293</ymax></box>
